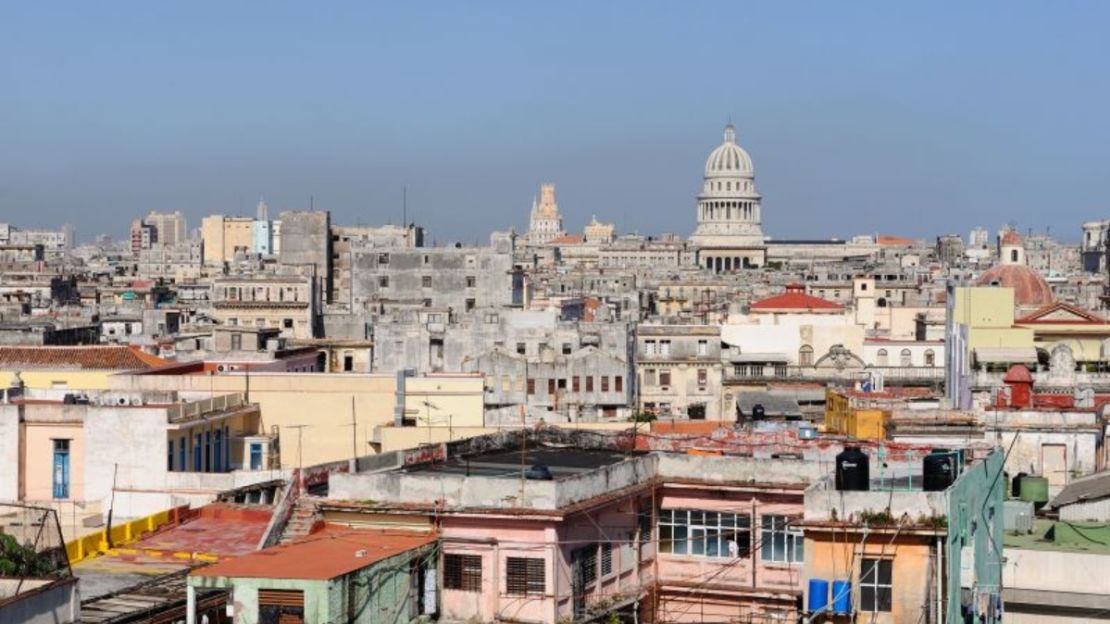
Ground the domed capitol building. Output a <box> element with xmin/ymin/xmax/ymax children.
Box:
<box><xmin>689</xmin><ymin>123</ymin><xmax>768</xmax><ymax>271</ymax></box>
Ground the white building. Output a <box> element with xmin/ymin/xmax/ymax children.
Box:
<box><xmin>690</xmin><ymin>123</ymin><xmax>766</xmax><ymax>271</ymax></box>
<box><xmin>527</xmin><ymin>183</ymin><xmax>566</xmax><ymax>245</ymax></box>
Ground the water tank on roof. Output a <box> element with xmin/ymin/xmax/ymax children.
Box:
<box><xmin>1019</xmin><ymin>476</ymin><xmax>1050</xmax><ymax>509</ymax></box>
<box><xmin>835</xmin><ymin>447</ymin><xmax>870</xmax><ymax>491</ymax></box>
<box><xmin>831</xmin><ymin>580</ymin><xmax>852</xmax><ymax>614</ymax></box>
<box><xmin>923</xmin><ymin>449</ymin><xmax>957</xmax><ymax>492</ymax></box>
<box><xmin>807</xmin><ymin>579</ymin><xmax>829</xmax><ymax>613</ymax></box>
<box><xmin>752</xmin><ymin>404</ymin><xmax>766</xmax><ymax>420</ymax></box>
<box><xmin>524</xmin><ymin>464</ymin><xmax>553</xmax><ymax>481</ymax></box>
<box><xmin>1011</xmin><ymin>472</ymin><xmax>1027</xmax><ymax>499</ymax></box>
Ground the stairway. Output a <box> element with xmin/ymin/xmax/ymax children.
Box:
<box><xmin>278</xmin><ymin>496</ymin><xmax>321</xmax><ymax>544</ymax></box>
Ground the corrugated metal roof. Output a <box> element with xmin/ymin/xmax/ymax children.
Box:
<box><xmin>1050</xmin><ymin>471</ymin><xmax>1110</xmax><ymax>509</ymax></box>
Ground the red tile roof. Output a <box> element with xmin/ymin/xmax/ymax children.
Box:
<box><xmin>877</xmin><ymin>234</ymin><xmax>915</xmax><ymax>246</ymax></box>
<box><xmin>550</xmin><ymin>234</ymin><xmax>585</xmax><ymax>245</ymax></box>
<box><xmin>1003</xmin><ymin>364</ymin><xmax>1034</xmax><ymax>384</ymax></box>
<box><xmin>190</xmin><ymin>526</ymin><xmax>436</xmax><ymax>580</ymax></box>
<box><xmin>750</xmin><ymin>284</ymin><xmax>843</xmax><ymax>312</ymax></box>
<box><xmin>0</xmin><ymin>345</ymin><xmax>171</xmax><ymax>370</ymax></box>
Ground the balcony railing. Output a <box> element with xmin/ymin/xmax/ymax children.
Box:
<box><xmin>166</xmin><ymin>393</ymin><xmax>248</xmax><ymax>423</ymax></box>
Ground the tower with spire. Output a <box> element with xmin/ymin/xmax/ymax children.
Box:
<box><xmin>527</xmin><ymin>183</ymin><xmax>566</xmax><ymax>244</ymax></box>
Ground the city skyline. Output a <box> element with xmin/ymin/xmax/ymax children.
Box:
<box><xmin>4</xmin><ymin>2</ymin><xmax>1108</xmax><ymax>242</ymax></box>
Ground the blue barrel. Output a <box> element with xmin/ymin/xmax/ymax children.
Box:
<box><xmin>832</xmin><ymin>580</ymin><xmax>852</xmax><ymax>613</ymax></box>
<box><xmin>807</xmin><ymin>578</ymin><xmax>829</xmax><ymax>612</ymax></box>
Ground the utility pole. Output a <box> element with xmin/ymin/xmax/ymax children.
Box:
<box><xmin>106</xmin><ymin>463</ymin><xmax>119</xmax><ymax>548</ymax></box>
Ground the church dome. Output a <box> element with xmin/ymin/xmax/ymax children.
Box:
<box><xmin>705</xmin><ymin>124</ymin><xmax>753</xmax><ymax>177</ymax></box>
<box><xmin>974</xmin><ymin>264</ymin><xmax>1054</xmax><ymax>308</ymax></box>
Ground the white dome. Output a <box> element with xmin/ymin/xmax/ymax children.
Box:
<box><xmin>704</xmin><ymin>124</ymin><xmax>753</xmax><ymax>177</ymax></box>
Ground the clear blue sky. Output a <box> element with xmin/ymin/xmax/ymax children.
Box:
<box><xmin>2</xmin><ymin>2</ymin><xmax>1107</xmax><ymax>243</ymax></box>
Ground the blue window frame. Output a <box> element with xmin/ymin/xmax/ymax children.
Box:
<box><xmin>193</xmin><ymin>433</ymin><xmax>202</xmax><ymax>471</ymax></box>
<box><xmin>214</xmin><ymin>430</ymin><xmax>222</xmax><ymax>472</ymax></box>
<box><xmin>250</xmin><ymin>443</ymin><xmax>263</xmax><ymax>471</ymax></box>
<box><xmin>52</xmin><ymin>439</ymin><xmax>70</xmax><ymax>499</ymax></box>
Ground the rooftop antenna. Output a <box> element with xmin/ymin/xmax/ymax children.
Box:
<box><xmin>310</xmin><ymin>195</ymin><xmax>315</xmax><ymax>211</ymax></box>
<box><xmin>403</xmin><ymin>186</ymin><xmax>407</xmax><ymax>227</ymax></box>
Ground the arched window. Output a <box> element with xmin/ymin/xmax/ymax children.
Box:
<box><xmin>900</xmin><ymin>349</ymin><xmax>913</xmax><ymax>367</ymax></box>
<box><xmin>799</xmin><ymin>345</ymin><xmax>814</xmax><ymax>367</ymax></box>
<box><xmin>876</xmin><ymin>349</ymin><xmax>888</xmax><ymax>366</ymax></box>
<box><xmin>1011</xmin><ymin>249</ymin><xmax>1019</xmax><ymax>262</ymax></box>
<box><xmin>924</xmin><ymin>349</ymin><xmax>936</xmax><ymax>367</ymax></box>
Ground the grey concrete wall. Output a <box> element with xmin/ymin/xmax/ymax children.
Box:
<box><xmin>0</xmin><ymin>578</ymin><xmax>78</xmax><ymax>624</ymax></box>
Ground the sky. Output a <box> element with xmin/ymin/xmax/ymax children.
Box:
<box><xmin>2</xmin><ymin>2</ymin><xmax>1108</xmax><ymax>244</ymax></box>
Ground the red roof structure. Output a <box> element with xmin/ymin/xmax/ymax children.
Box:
<box><xmin>190</xmin><ymin>527</ymin><xmax>436</xmax><ymax>581</ymax></box>
<box><xmin>750</xmin><ymin>283</ymin><xmax>843</xmax><ymax>313</ymax></box>
<box><xmin>0</xmin><ymin>345</ymin><xmax>171</xmax><ymax>370</ymax></box>
<box><xmin>974</xmin><ymin>264</ymin><xmax>1054</xmax><ymax>307</ymax></box>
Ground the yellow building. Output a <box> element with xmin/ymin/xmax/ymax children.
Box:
<box><xmin>201</xmin><ymin>215</ymin><xmax>255</xmax><ymax>265</ymax></box>
<box><xmin>949</xmin><ymin>286</ymin><xmax>1034</xmax><ymax>352</ymax></box>
<box><xmin>111</xmin><ymin>371</ymin><xmax>486</xmax><ymax>469</ymax></box>
<box><xmin>1014</xmin><ymin>301</ymin><xmax>1110</xmax><ymax>365</ymax></box>
<box><xmin>824</xmin><ymin>388</ymin><xmax>890</xmax><ymax>440</ymax></box>
<box><xmin>0</xmin><ymin>345</ymin><xmax>172</xmax><ymax>391</ymax></box>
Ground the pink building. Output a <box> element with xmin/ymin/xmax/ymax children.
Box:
<box><xmin>323</xmin><ymin>430</ymin><xmax>825</xmax><ymax>623</ymax></box>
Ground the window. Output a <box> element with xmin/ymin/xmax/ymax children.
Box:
<box><xmin>614</xmin><ymin>375</ymin><xmax>623</xmax><ymax>392</ymax></box>
<box><xmin>423</xmin><ymin>298</ymin><xmax>432</xmax><ymax>307</ymax></box>
<box><xmin>562</xmin><ymin>342</ymin><xmax>572</xmax><ymax>355</ymax></box>
<box><xmin>465</xmin><ymin>298</ymin><xmax>475</xmax><ymax>311</ymax></box>
<box><xmin>697</xmin><ymin>339</ymin><xmax>708</xmax><ymax>356</ymax></box>
<box><xmin>925</xmin><ymin>349</ymin><xmax>936</xmax><ymax>367</ymax></box>
<box><xmin>644</xmin><ymin>369</ymin><xmax>657</xmax><ymax>386</ymax></box>
<box><xmin>860</xmin><ymin>558</ymin><xmax>893</xmax><ymax>612</ymax></box>
<box><xmin>645</xmin><ymin>340</ymin><xmax>657</xmax><ymax>356</ymax></box>
<box><xmin>516</xmin><ymin>342</ymin><xmax>527</xmax><ymax>355</ymax></box>
<box><xmin>601</xmin><ymin>376</ymin><xmax>609</xmax><ymax>392</ymax></box>
<box><xmin>660</xmin><ymin>340</ymin><xmax>671</xmax><ymax>356</ymax></box>
<box><xmin>659</xmin><ymin>371</ymin><xmax>671</xmax><ymax>387</ymax></box>
<box><xmin>658</xmin><ymin>509</ymin><xmax>751</xmax><ymax>558</ymax></box>
<box><xmin>283</xmin><ymin>318</ymin><xmax>293</xmax><ymax>329</ymax></box>
<box><xmin>527</xmin><ymin>379</ymin><xmax>535</xmax><ymax>395</ymax></box>
<box><xmin>760</xmin><ymin>515</ymin><xmax>803</xmax><ymax>563</ymax></box>
<box><xmin>444</xmin><ymin>554</ymin><xmax>482</xmax><ymax>592</ymax></box>
<box><xmin>586</xmin><ymin>376</ymin><xmax>594</xmax><ymax>392</ymax></box>
<box><xmin>638</xmin><ymin>503</ymin><xmax>652</xmax><ymax>546</ymax></box>
<box><xmin>799</xmin><ymin>345</ymin><xmax>814</xmax><ymax>366</ymax></box>
<box><xmin>422</xmin><ymin>275</ymin><xmax>432</xmax><ymax>288</ymax></box>
<box><xmin>876</xmin><ymin>349</ymin><xmax>888</xmax><ymax>366</ymax></box>
<box><xmin>697</xmin><ymin>369</ymin><xmax>707</xmax><ymax>387</ymax></box>
<box><xmin>600</xmin><ymin>542</ymin><xmax>613</xmax><ymax>576</ymax></box>
<box><xmin>506</xmin><ymin>557</ymin><xmax>545</xmax><ymax>596</ymax></box>
<box><xmin>378</xmin><ymin>253</ymin><xmax>390</xmax><ymax>265</ymax></box>
<box><xmin>572</xmin><ymin>376</ymin><xmax>580</xmax><ymax>392</ymax></box>
<box><xmin>230</xmin><ymin>333</ymin><xmax>242</xmax><ymax>350</ymax></box>
<box><xmin>466</xmin><ymin>276</ymin><xmax>476</xmax><ymax>288</ymax></box>
<box><xmin>571</xmin><ymin>545</ymin><xmax>598</xmax><ymax>586</ymax></box>
<box><xmin>547</xmin><ymin>379</ymin><xmax>555</xmax><ymax>395</ymax></box>
<box><xmin>378</xmin><ymin>276</ymin><xmax>389</xmax><ymax>288</ymax></box>
<box><xmin>900</xmin><ymin>348</ymin><xmax>912</xmax><ymax>367</ymax></box>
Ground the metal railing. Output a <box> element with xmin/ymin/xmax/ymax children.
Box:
<box><xmin>166</xmin><ymin>393</ymin><xmax>246</xmax><ymax>423</ymax></box>
<box><xmin>725</xmin><ymin>365</ymin><xmax>945</xmax><ymax>383</ymax></box>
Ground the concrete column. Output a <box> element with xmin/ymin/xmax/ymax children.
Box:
<box><xmin>186</xmin><ymin>585</ymin><xmax>196</xmax><ymax>624</ymax></box>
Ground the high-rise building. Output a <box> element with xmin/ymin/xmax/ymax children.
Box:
<box><xmin>130</xmin><ymin>219</ymin><xmax>156</xmax><ymax>256</ymax></box>
<box><xmin>145</xmin><ymin>211</ymin><xmax>188</xmax><ymax>247</ymax></box>
<box><xmin>527</xmin><ymin>184</ymin><xmax>565</xmax><ymax>244</ymax></box>
<box><xmin>690</xmin><ymin>123</ymin><xmax>766</xmax><ymax>271</ymax></box>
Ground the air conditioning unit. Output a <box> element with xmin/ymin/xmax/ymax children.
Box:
<box><xmin>129</xmin><ymin>396</ymin><xmax>143</xmax><ymax>406</ymax></box>
<box><xmin>216</xmin><ymin>364</ymin><xmax>227</xmax><ymax>373</ymax></box>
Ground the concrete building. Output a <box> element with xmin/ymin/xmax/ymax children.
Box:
<box><xmin>201</xmin><ymin>215</ymin><xmax>255</xmax><ymax>266</ymax></box>
<box><xmin>144</xmin><ymin>210</ymin><xmax>187</xmax><ymax>247</ymax></box>
<box><xmin>210</xmin><ymin>274</ymin><xmax>321</xmax><ymax>339</ymax></box>
<box><xmin>636</xmin><ymin>324</ymin><xmax>722</xmax><ymax>419</ymax></box>
<box><xmin>277</xmin><ymin>210</ymin><xmax>331</xmax><ymax>304</ymax></box>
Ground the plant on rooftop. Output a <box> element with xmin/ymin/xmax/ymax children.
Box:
<box><xmin>0</xmin><ymin>534</ymin><xmax>58</xmax><ymax>577</ymax></box>
<box><xmin>858</xmin><ymin>509</ymin><xmax>896</xmax><ymax>526</ymax></box>
<box><xmin>917</xmin><ymin>514</ymin><xmax>948</xmax><ymax>529</ymax></box>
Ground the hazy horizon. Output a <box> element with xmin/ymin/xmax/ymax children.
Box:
<box><xmin>3</xmin><ymin>2</ymin><xmax>1107</xmax><ymax>244</ymax></box>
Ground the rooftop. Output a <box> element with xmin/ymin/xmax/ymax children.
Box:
<box><xmin>0</xmin><ymin>345</ymin><xmax>170</xmax><ymax>370</ymax></box>
<box><xmin>190</xmin><ymin>527</ymin><xmax>436</xmax><ymax>581</ymax></box>
<box><xmin>406</xmin><ymin>447</ymin><xmax>636</xmax><ymax>479</ymax></box>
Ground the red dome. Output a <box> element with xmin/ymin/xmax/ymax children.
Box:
<box><xmin>974</xmin><ymin>264</ymin><xmax>1054</xmax><ymax>307</ymax></box>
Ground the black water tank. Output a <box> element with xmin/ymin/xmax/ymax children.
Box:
<box><xmin>835</xmin><ymin>447</ymin><xmax>870</xmax><ymax>491</ymax></box>
<box><xmin>752</xmin><ymin>404</ymin><xmax>766</xmax><ymax>420</ymax></box>
<box><xmin>525</xmin><ymin>464</ymin><xmax>553</xmax><ymax>480</ymax></box>
<box><xmin>1011</xmin><ymin>472</ymin><xmax>1028</xmax><ymax>498</ymax></box>
<box><xmin>923</xmin><ymin>450</ymin><xmax>956</xmax><ymax>492</ymax></box>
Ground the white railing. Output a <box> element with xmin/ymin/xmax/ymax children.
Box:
<box><xmin>166</xmin><ymin>393</ymin><xmax>246</xmax><ymax>422</ymax></box>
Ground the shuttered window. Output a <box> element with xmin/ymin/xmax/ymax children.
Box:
<box><xmin>505</xmin><ymin>557</ymin><xmax>545</xmax><ymax>595</ymax></box>
<box><xmin>444</xmin><ymin>553</ymin><xmax>482</xmax><ymax>592</ymax></box>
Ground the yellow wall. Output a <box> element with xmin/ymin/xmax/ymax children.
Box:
<box><xmin>404</xmin><ymin>376</ymin><xmax>485</xmax><ymax>428</ymax></box>
<box><xmin>804</xmin><ymin>532</ymin><xmax>934</xmax><ymax>624</ymax></box>
<box><xmin>1028</xmin><ymin>331</ymin><xmax>1108</xmax><ymax>363</ymax></box>
<box><xmin>110</xmin><ymin>372</ymin><xmax>484</xmax><ymax>469</ymax></box>
<box><xmin>950</xmin><ymin>287</ymin><xmax>1034</xmax><ymax>350</ymax></box>
<box><xmin>0</xmin><ymin>370</ymin><xmax>117</xmax><ymax>391</ymax></box>
<box><xmin>21</xmin><ymin>422</ymin><xmax>85</xmax><ymax>503</ymax></box>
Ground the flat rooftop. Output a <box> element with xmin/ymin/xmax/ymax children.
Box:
<box><xmin>405</xmin><ymin>447</ymin><xmax>638</xmax><ymax>479</ymax></box>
